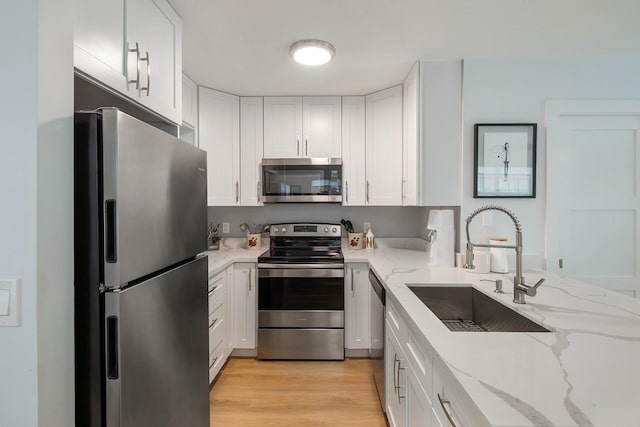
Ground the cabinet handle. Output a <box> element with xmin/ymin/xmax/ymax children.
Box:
<box><xmin>297</xmin><ymin>135</ymin><xmax>300</xmax><ymax>156</ymax></box>
<box><xmin>207</xmin><ymin>285</ymin><xmax>218</xmax><ymax>296</ymax></box>
<box><xmin>140</xmin><ymin>51</ymin><xmax>150</xmax><ymax>96</ymax></box>
<box><xmin>438</xmin><ymin>393</ymin><xmax>458</xmax><ymax>427</ymax></box>
<box><xmin>397</xmin><ymin>365</ymin><xmax>405</xmax><ymax>401</ymax></box>
<box><xmin>402</xmin><ymin>179</ymin><xmax>406</xmax><ymax>200</ymax></box>
<box><xmin>350</xmin><ymin>268</ymin><xmax>354</xmax><ymax>292</ymax></box>
<box><xmin>366</xmin><ymin>181</ymin><xmax>370</xmax><ymax>203</ymax></box>
<box><xmin>393</xmin><ymin>353</ymin><xmax>399</xmax><ymax>394</ymax></box>
<box><xmin>257</xmin><ymin>182</ymin><xmax>261</xmax><ymax>202</ymax></box>
<box><xmin>345</xmin><ymin>181</ymin><xmax>348</xmax><ymax>203</ymax></box>
<box><xmin>209</xmin><ymin>318</ymin><xmax>218</xmax><ymax>328</ymax></box>
<box><xmin>127</xmin><ymin>42</ymin><xmax>141</xmax><ymax>90</ymax></box>
<box><xmin>236</xmin><ymin>181</ymin><xmax>239</xmax><ymax>203</ymax></box>
<box><xmin>305</xmin><ymin>135</ymin><xmax>308</xmax><ymax>156</ymax></box>
<box><xmin>247</xmin><ymin>269</ymin><xmax>252</xmax><ymax>292</ymax></box>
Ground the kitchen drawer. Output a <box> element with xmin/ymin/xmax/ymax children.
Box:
<box><xmin>209</xmin><ymin>292</ymin><xmax>224</xmax><ymax>326</ymax></box>
<box><xmin>209</xmin><ymin>318</ymin><xmax>225</xmax><ymax>355</ymax></box>
<box><xmin>208</xmin><ymin>270</ymin><xmax>226</xmax><ymax>295</ymax></box>
<box><xmin>209</xmin><ymin>339</ymin><xmax>225</xmax><ymax>384</ymax></box>
<box><xmin>386</xmin><ymin>300</ymin><xmax>407</xmax><ymax>343</ymax></box>
<box><xmin>404</xmin><ymin>329</ymin><xmax>434</xmax><ymax>401</ymax></box>
<box><xmin>432</xmin><ymin>357</ymin><xmax>489</xmax><ymax>427</ymax></box>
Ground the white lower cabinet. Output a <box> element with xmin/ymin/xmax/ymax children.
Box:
<box><xmin>231</xmin><ymin>263</ymin><xmax>257</xmax><ymax>349</ymax></box>
<box><xmin>407</xmin><ymin>367</ymin><xmax>432</xmax><ymax>427</ymax></box>
<box><xmin>208</xmin><ymin>268</ymin><xmax>228</xmax><ymax>384</ymax></box>
<box><xmin>345</xmin><ymin>263</ymin><xmax>370</xmax><ymax>350</ymax></box>
<box><xmin>385</xmin><ymin>323</ymin><xmax>407</xmax><ymax>427</ymax></box>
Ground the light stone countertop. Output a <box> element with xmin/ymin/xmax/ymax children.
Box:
<box><xmin>203</xmin><ymin>238</ymin><xmax>269</xmax><ymax>279</ymax></box>
<box><xmin>205</xmin><ymin>237</ymin><xmax>640</xmax><ymax>426</ymax></box>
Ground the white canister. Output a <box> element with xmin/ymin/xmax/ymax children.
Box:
<box><xmin>469</xmin><ymin>249</ymin><xmax>491</xmax><ymax>273</ymax></box>
<box><xmin>246</xmin><ymin>233</ymin><xmax>262</xmax><ymax>250</ymax></box>
<box><xmin>489</xmin><ymin>238</ymin><xmax>509</xmax><ymax>273</ymax></box>
<box><xmin>348</xmin><ymin>232</ymin><xmax>364</xmax><ymax>250</ymax></box>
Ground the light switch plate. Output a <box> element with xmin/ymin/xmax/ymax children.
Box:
<box><xmin>363</xmin><ymin>222</ymin><xmax>371</xmax><ymax>233</ymax></box>
<box><xmin>0</xmin><ymin>279</ymin><xmax>20</xmax><ymax>327</ymax></box>
<box><xmin>222</xmin><ymin>222</ymin><xmax>230</xmax><ymax>234</ymax></box>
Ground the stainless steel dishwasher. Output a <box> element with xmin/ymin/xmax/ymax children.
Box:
<box><xmin>369</xmin><ymin>270</ymin><xmax>385</xmax><ymax>411</ymax></box>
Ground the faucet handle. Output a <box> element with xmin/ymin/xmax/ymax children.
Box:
<box><xmin>524</xmin><ymin>278</ymin><xmax>545</xmax><ymax>297</ymax></box>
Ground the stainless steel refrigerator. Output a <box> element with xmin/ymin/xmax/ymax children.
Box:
<box><xmin>74</xmin><ymin>108</ymin><xmax>209</xmax><ymax>427</ymax></box>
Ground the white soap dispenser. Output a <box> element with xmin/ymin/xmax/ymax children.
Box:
<box><xmin>365</xmin><ymin>227</ymin><xmax>375</xmax><ymax>250</ymax></box>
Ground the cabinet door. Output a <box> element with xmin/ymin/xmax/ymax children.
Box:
<box><xmin>303</xmin><ymin>96</ymin><xmax>342</xmax><ymax>158</ymax></box>
<box><xmin>232</xmin><ymin>263</ymin><xmax>257</xmax><ymax>349</ymax></box>
<box><xmin>264</xmin><ymin>97</ymin><xmax>303</xmax><ymax>158</ymax></box>
<box><xmin>182</xmin><ymin>73</ymin><xmax>198</xmax><ymax>128</ymax></box>
<box><xmin>199</xmin><ymin>87</ymin><xmax>240</xmax><ymax>206</ymax></box>
<box><xmin>407</xmin><ymin>367</ymin><xmax>432</xmax><ymax>427</ymax></box>
<box><xmin>386</xmin><ymin>324</ymin><xmax>407</xmax><ymax>427</ymax></box>
<box><xmin>126</xmin><ymin>0</ymin><xmax>182</xmax><ymax>124</ymax></box>
<box><xmin>73</xmin><ymin>0</ymin><xmax>128</xmax><ymax>94</ymax></box>
<box><xmin>366</xmin><ymin>85</ymin><xmax>403</xmax><ymax>205</ymax></box>
<box><xmin>345</xmin><ymin>263</ymin><xmax>370</xmax><ymax>350</ymax></box>
<box><xmin>342</xmin><ymin>96</ymin><xmax>366</xmax><ymax>206</ymax></box>
<box><xmin>240</xmin><ymin>97</ymin><xmax>264</xmax><ymax>206</ymax></box>
<box><xmin>403</xmin><ymin>62</ymin><xmax>420</xmax><ymax>206</ymax></box>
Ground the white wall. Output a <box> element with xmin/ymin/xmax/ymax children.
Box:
<box><xmin>0</xmin><ymin>0</ymin><xmax>74</xmax><ymax>425</ymax></box>
<box><xmin>462</xmin><ymin>59</ymin><xmax>640</xmax><ymax>267</ymax></box>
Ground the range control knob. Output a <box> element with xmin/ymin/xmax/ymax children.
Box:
<box><xmin>272</xmin><ymin>227</ymin><xmax>279</xmax><ymax>233</ymax></box>
<box><xmin>281</xmin><ymin>227</ymin><xmax>287</xmax><ymax>233</ymax></box>
<box><xmin>331</xmin><ymin>227</ymin><xmax>338</xmax><ymax>233</ymax></box>
<box><xmin>324</xmin><ymin>227</ymin><xmax>329</xmax><ymax>233</ymax></box>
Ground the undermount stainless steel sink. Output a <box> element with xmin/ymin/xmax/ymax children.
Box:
<box><xmin>407</xmin><ymin>285</ymin><xmax>551</xmax><ymax>333</ymax></box>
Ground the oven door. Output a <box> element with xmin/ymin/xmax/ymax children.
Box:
<box><xmin>262</xmin><ymin>158</ymin><xmax>342</xmax><ymax>203</ymax></box>
<box><xmin>258</xmin><ymin>265</ymin><xmax>345</xmax><ymax>360</ymax></box>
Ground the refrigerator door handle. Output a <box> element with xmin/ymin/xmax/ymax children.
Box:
<box><xmin>105</xmin><ymin>200</ymin><xmax>117</xmax><ymax>263</ymax></box>
<box><xmin>107</xmin><ymin>316</ymin><xmax>119</xmax><ymax>379</ymax></box>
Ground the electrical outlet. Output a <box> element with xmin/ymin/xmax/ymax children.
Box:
<box><xmin>363</xmin><ymin>222</ymin><xmax>371</xmax><ymax>233</ymax></box>
<box><xmin>222</xmin><ymin>222</ymin><xmax>230</xmax><ymax>234</ymax></box>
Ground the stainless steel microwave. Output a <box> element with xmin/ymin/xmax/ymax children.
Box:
<box><xmin>262</xmin><ymin>158</ymin><xmax>342</xmax><ymax>203</ymax></box>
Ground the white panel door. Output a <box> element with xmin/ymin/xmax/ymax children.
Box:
<box><xmin>199</xmin><ymin>87</ymin><xmax>240</xmax><ymax>206</ymax></box>
<box><xmin>345</xmin><ymin>263</ymin><xmax>370</xmax><ymax>350</ymax></box>
<box><xmin>127</xmin><ymin>0</ymin><xmax>182</xmax><ymax>124</ymax></box>
<box><xmin>182</xmin><ymin>73</ymin><xmax>198</xmax><ymax>128</ymax></box>
<box><xmin>73</xmin><ymin>0</ymin><xmax>128</xmax><ymax>94</ymax></box>
<box><xmin>263</xmin><ymin>97</ymin><xmax>303</xmax><ymax>158</ymax></box>
<box><xmin>240</xmin><ymin>97</ymin><xmax>264</xmax><ymax>206</ymax></box>
<box><xmin>303</xmin><ymin>96</ymin><xmax>342</xmax><ymax>158</ymax></box>
<box><xmin>547</xmin><ymin>100</ymin><xmax>640</xmax><ymax>296</ymax></box>
<box><xmin>233</xmin><ymin>263</ymin><xmax>256</xmax><ymax>349</ymax></box>
<box><xmin>403</xmin><ymin>62</ymin><xmax>420</xmax><ymax>206</ymax></box>
<box><xmin>366</xmin><ymin>85</ymin><xmax>403</xmax><ymax>205</ymax></box>
<box><xmin>342</xmin><ymin>96</ymin><xmax>366</xmax><ymax>206</ymax></box>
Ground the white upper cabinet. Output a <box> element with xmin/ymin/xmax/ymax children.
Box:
<box><xmin>420</xmin><ymin>61</ymin><xmax>462</xmax><ymax>206</ymax></box>
<box><xmin>403</xmin><ymin>62</ymin><xmax>420</xmax><ymax>206</ymax></box>
<box><xmin>182</xmin><ymin>73</ymin><xmax>198</xmax><ymax>128</ymax></box>
<box><xmin>264</xmin><ymin>96</ymin><xmax>341</xmax><ymax>158</ymax></box>
<box><xmin>199</xmin><ymin>87</ymin><xmax>240</xmax><ymax>206</ymax></box>
<box><xmin>74</xmin><ymin>0</ymin><xmax>182</xmax><ymax>124</ymax></box>
<box><xmin>342</xmin><ymin>96</ymin><xmax>367</xmax><ymax>206</ymax></box>
<box><xmin>240</xmin><ymin>97</ymin><xmax>264</xmax><ymax>206</ymax></box>
<box><xmin>366</xmin><ymin>85</ymin><xmax>403</xmax><ymax>205</ymax></box>
<box><xmin>263</xmin><ymin>97</ymin><xmax>303</xmax><ymax>158</ymax></box>
<box><xmin>303</xmin><ymin>97</ymin><xmax>342</xmax><ymax>157</ymax></box>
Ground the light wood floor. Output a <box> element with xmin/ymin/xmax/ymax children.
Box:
<box><xmin>210</xmin><ymin>358</ymin><xmax>388</xmax><ymax>427</ymax></box>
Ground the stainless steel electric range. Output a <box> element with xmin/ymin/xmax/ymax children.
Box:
<box><xmin>257</xmin><ymin>223</ymin><xmax>345</xmax><ymax>360</ymax></box>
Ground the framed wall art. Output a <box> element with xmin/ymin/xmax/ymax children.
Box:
<box><xmin>474</xmin><ymin>123</ymin><xmax>537</xmax><ymax>198</ymax></box>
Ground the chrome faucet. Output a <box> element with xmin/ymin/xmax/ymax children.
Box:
<box><xmin>464</xmin><ymin>205</ymin><xmax>545</xmax><ymax>304</ymax></box>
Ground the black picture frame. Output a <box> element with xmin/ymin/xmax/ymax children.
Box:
<box><xmin>474</xmin><ymin>123</ymin><xmax>537</xmax><ymax>198</ymax></box>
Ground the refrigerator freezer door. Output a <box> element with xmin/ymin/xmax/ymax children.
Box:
<box><xmin>101</xmin><ymin>108</ymin><xmax>207</xmax><ymax>289</ymax></box>
<box><xmin>104</xmin><ymin>256</ymin><xmax>209</xmax><ymax>427</ymax></box>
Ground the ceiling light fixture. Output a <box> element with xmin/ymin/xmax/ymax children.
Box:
<box><xmin>289</xmin><ymin>39</ymin><xmax>336</xmax><ymax>66</ymax></box>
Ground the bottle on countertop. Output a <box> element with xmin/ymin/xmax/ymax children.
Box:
<box><xmin>365</xmin><ymin>227</ymin><xmax>375</xmax><ymax>250</ymax></box>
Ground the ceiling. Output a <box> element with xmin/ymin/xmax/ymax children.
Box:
<box><xmin>169</xmin><ymin>0</ymin><xmax>640</xmax><ymax>96</ymax></box>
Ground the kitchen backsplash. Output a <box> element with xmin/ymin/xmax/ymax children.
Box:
<box><xmin>208</xmin><ymin>205</ymin><xmax>461</xmax><ymax>241</ymax></box>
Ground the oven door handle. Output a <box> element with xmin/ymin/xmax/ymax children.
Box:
<box><xmin>258</xmin><ymin>267</ymin><xmax>345</xmax><ymax>278</ymax></box>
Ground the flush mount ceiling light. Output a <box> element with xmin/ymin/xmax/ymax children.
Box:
<box><xmin>289</xmin><ymin>39</ymin><xmax>336</xmax><ymax>66</ymax></box>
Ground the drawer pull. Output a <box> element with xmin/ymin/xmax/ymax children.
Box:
<box><xmin>209</xmin><ymin>318</ymin><xmax>218</xmax><ymax>328</ymax></box>
<box><xmin>209</xmin><ymin>356</ymin><xmax>218</xmax><ymax>369</ymax></box>
<box><xmin>208</xmin><ymin>285</ymin><xmax>218</xmax><ymax>296</ymax></box>
<box><xmin>438</xmin><ymin>393</ymin><xmax>458</xmax><ymax>427</ymax></box>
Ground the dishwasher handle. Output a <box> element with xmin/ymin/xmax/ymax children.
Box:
<box><xmin>369</xmin><ymin>270</ymin><xmax>385</xmax><ymax>305</ymax></box>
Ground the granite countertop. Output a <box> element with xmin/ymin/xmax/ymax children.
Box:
<box><xmin>345</xmin><ymin>243</ymin><xmax>640</xmax><ymax>427</ymax></box>
<box><xmin>204</xmin><ymin>237</ymin><xmax>640</xmax><ymax>425</ymax></box>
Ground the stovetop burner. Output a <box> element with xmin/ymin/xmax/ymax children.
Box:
<box><xmin>258</xmin><ymin>222</ymin><xmax>343</xmax><ymax>264</ymax></box>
